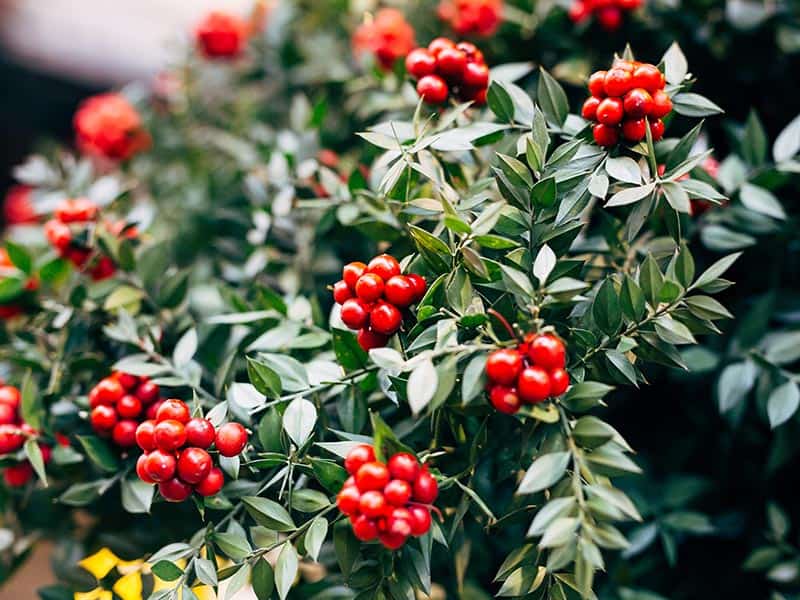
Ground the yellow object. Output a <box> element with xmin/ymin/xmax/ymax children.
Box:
<box><xmin>78</xmin><ymin>547</ymin><xmax>119</xmax><ymax>579</ymax></box>
<box><xmin>74</xmin><ymin>590</ymin><xmax>113</xmax><ymax>600</ymax></box>
<box><xmin>113</xmin><ymin>572</ymin><xmax>143</xmax><ymax>600</ymax></box>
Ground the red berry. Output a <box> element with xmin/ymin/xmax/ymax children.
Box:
<box><xmin>135</xmin><ymin>381</ymin><xmax>160</xmax><ymax>404</ymax></box>
<box><xmin>0</xmin><ymin>404</ymin><xmax>16</xmax><ymax>425</ymax></box>
<box><xmin>332</xmin><ymin>280</ymin><xmax>352</xmax><ymax>304</ymax></box>
<box><xmin>354</xmin><ymin>273</ymin><xmax>385</xmax><ymax>302</ymax></box>
<box><xmin>528</xmin><ymin>335</ymin><xmax>566</xmax><ymax>370</ymax></box>
<box><xmin>436</xmin><ymin>48</ymin><xmax>468</xmax><ymax>81</ymax></box>
<box><xmin>379</xmin><ymin>531</ymin><xmax>408</xmax><ymax>550</ymax></box>
<box><xmin>159</xmin><ymin>477</ymin><xmax>193</xmax><ymax>502</ymax></box>
<box><xmin>417</xmin><ymin>75</ymin><xmax>449</xmax><ymax>104</ymax></box>
<box><xmin>581</xmin><ymin>97</ymin><xmax>601</xmax><ymax>120</ymax></box>
<box><xmin>428</xmin><ymin>37</ymin><xmax>456</xmax><ymax>56</ymax></box>
<box><xmin>518</xmin><ymin>366</ymin><xmax>551</xmax><ymax>404</ymax></box>
<box><xmin>593</xmin><ymin>123</ymin><xmax>619</xmax><ymax>147</ymax></box>
<box><xmin>649</xmin><ymin>118</ymin><xmax>665</xmax><ymax>141</ymax></box>
<box><xmin>117</xmin><ymin>395</ymin><xmax>142</xmax><ymax>419</ymax></box>
<box><xmin>340</xmin><ymin>298</ymin><xmax>371</xmax><ymax>330</ymax></box>
<box><xmin>4</xmin><ymin>463</ymin><xmax>33</xmax><ymax>487</ymax></box>
<box><xmin>406</xmin><ymin>274</ymin><xmax>427</xmax><ymax>301</ymax></box>
<box><xmin>359</xmin><ymin>490</ymin><xmax>387</xmax><ymax>517</ymax></box>
<box><xmin>384</xmin><ymin>276</ymin><xmax>416</xmax><ymax>307</ymax></box>
<box><xmin>146</xmin><ymin>400</ymin><xmax>164</xmax><ymax>420</ymax></box>
<box><xmin>185</xmin><ymin>418</ymin><xmax>216</xmax><ymax>449</ymax></box>
<box><xmin>112</xmin><ymin>420</ymin><xmax>138</xmax><ymax>447</ymax></box>
<box><xmin>387</xmin><ymin>452</ymin><xmax>419</xmax><ymax>482</ymax></box>
<box><xmin>456</xmin><ymin>42</ymin><xmax>484</xmax><ymax>64</ymax></box>
<box><xmin>55</xmin><ymin>197</ymin><xmax>98</xmax><ymax>223</ymax></box>
<box><xmin>650</xmin><ymin>90</ymin><xmax>672</xmax><ymax>119</ymax></box>
<box><xmin>154</xmin><ymin>420</ymin><xmax>187</xmax><ymax>451</ymax></box>
<box><xmin>113</xmin><ymin>372</ymin><xmax>138</xmax><ymax>390</ymax></box>
<box><xmin>156</xmin><ymin>399</ymin><xmax>190</xmax><ymax>424</ymax></box>
<box><xmin>486</xmin><ymin>349</ymin><xmax>524</xmax><ymax>386</ymax></box>
<box><xmin>44</xmin><ymin>220</ymin><xmax>72</xmax><ymax>252</ymax></box>
<box><xmin>136</xmin><ymin>420</ymin><xmax>157</xmax><ymax>451</ymax></box>
<box><xmin>569</xmin><ymin>1</ymin><xmax>590</xmax><ymax>22</ymax></box>
<box><xmin>489</xmin><ymin>385</ymin><xmax>521</xmax><ymax>414</ymax></box>
<box><xmin>408</xmin><ymin>505</ymin><xmax>432</xmax><ymax>536</ymax></box>
<box><xmin>90</xmin><ymin>405</ymin><xmax>117</xmax><ymax>431</ymax></box>
<box><xmin>337</xmin><ymin>485</ymin><xmax>361</xmax><ymax>515</ymax></box>
<box><xmin>177</xmin><ymin>447</ymin><xmax>212</xmax><ymax>484</ymax></box>
<box><xmin>352</xmin><ymin>515</ymin><xmax>379</xmax><ymax>541</ymax></box>
<box><xmin>596</xmin><ymin>6</ymin><xmax>622</xmax><ymax>31</ymax></box>
<box><xmin>136</xmin><ymin>453</ymin><xmax>155</xmax><ymax>484</ymax></box>
<box><xmin>413</xmin><ymin>470</ymin><xmax>438</xmax><ymax>504</ymax></box>
<box><xmin>471</xmin><ymin>87</ymin><xmax>487</xmax><ymax>106</ymax></box>
<box><xmin>549</xmin><ymin>368</ymin><xmax>570</xmax><ymax>396</ymax></box>
<box><xmin>0</xmin><ymin>424</ymin><xmax>25</xmax><ymax>453</ymax></box>
<box><xmin>623</xmin><ymin>88</ymin><xmax>654</xmax><ymax>119</ymax></box>
<box><xmin>632</xmin><ymin>64</ymin><xmax>664</xmax><ymax>94</ymax></box>
<box><xmin>405</xmin><ymin>48</ymin><xmax>437</xmax><ymax>79</ymax></box>
<box><xmin>596</xmin><ymin>97</ymin><xmax>624</xmax><ymax>126</ymax></box>
<box><xmin>342</xmin><ymin>262</ymin><xmax>367</xmax><ymax>290</ymax></box>
<box><xmin>462</xmin><ymin>62</ymin><xmax>489</xmax><ymax>88</ymax></box>
<box><xmin>370</xmin><ymin>302</ymin><xmax>403</xmax><ymax>335</ymax></box>
<box><xmin>604</xmin><ymin>69</ymin><xmax>633</xmax><ymax>97</ymax></box>
<box><xmin>367</xmin><ymin>254</ymin><xmax>401</xmax><ymax>281</ymax></box>
<box><xmin>357</xmin><ymin>328</ymin><xmax>389</xmax><ymax>351</ymax></box>
<box><xmin>144</xmin><ymin>450</ymin><xmax>177</xmax><ymax>482</ymax></box>
<box><xmin>384</xmin><ymin>479</ymin><xmax>413</xmax><ymax>506</ymax></box>
<box><xmin>387</xmin><ymin>507</ymin><xmax>413</xmax><ymax>537</ymax></box>
<box><xmin>95</xmin><ymin>378</ymin><xmax>124</xmax><ymax>405</ymax></box>
<box><xmin>195</xmin><ymin>467</ymin><xmax>225</xmax><ymax>497</ymax></box>
<box><xmin>345</xmin><ymin>444</ymin><xmax>376</xmax><ymax>475</ymax></box>
<box><xmin>215</xmin><ymin>422</ymin><xmax>248</xmax><ymax>457</ymax></box>
<box><xmin>588</xmin><ymin>71</ymin><xmax>607</xmax><ymax>98</ymax></box>
<box><xmin>355</xmin><ymin>461</ymin><xmax>391</xmax><ymax>492</ymax></box>
<box><xmin>0</xmin><ymin>385</ymin><xmax>21</xmax><ymax>409</ymax></box>
<box><xmin>622</xmin><ymin>118</ymin><xmax>647</xmax><ymax>142</ymax></box>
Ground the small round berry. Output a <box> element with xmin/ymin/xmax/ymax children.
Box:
<box><xmin>568</xmin><ymin>0</ymin><xmax>590</xmax><ymax>22</ymax></box>
<box><xmin>436</xmin><ymin>48</ymin><xmax>467</xmax><ymax>81</ymax></box>
<box><xmin>456</xmin><ymin>42</ymin><xmax>484</xmax><ymax>63</ymax></box>
<box><xmin>112</xmin><ymin>420</ymin><xmax>138</xmax><ymax>447</ymax></box>
<box><xmin>604</xmin><ymin>69</ymin><xmax>633</xmax><ymax>97</ymax></box>
<box><xmin>0</xmin><ymin>404</ymin><xmax>16</xmax><ymax>425</ymax></box>
<box><xmin>413</xmin><ymin>470</ymin><xmax>439</xmax><ymax>504</ymax></box>
<box><xmin>517</xmin><ymin>366</ymin><xmax>551</xmax><ymax>404</ymax></box>
<box><xmin>177</xmin><ymin>447</ymin><xmax>212</xmax><ymax>484</ymax></box>
<box><xmin>146</xmin><ymin>400</ymin><xmax>164</xmax><ymax>421</ymax></box>
<box><xmin>136</xmin><ymin>453</ymin><xmax>155</xmax><ymax>484</ymax></box>
<box><xmin>588</xmin><ymin>71</ymin><xmax>607</xmax><ymax>98</ymax></box>
<box><xmin>357</xmin><ymin>328</ymin><xmax>389</xmax><ymax>351</ymax></box>
<box><xmin>649</xmin><ymin>118</ymin><xmax>665</xmax><ymax>141</ymax></box>
<box><xmin>359</xmin><ymin>490</ymin><xmax>387</xmax><ymax>518</ymax></box>
<box><xmin>355</xmin><ymin>273</ymin><xmax>385</xmax><ymax>303</ymax></box>
<box><xmin>387</xmin><ymin>507</ymin><xmax>413</xmax><ymax>537</ymax></box>
<box><xmin>156</xmin><ymin>399</ymin><xmax>190</xmax><ymax>424</ymax></box>
<box><xmin>486</xmin><ymin>349</ymin><xmax>524</xmax><ymax>386</ymax></box>
<box><xmin>90</xmin><ymin>405</ymin><xmax>117</xmax><ymax>431</ymax></box>
<box><xmin>215</xmin><ymin>422</ymin><xmax>248</xmax><ymax>457</ymax></box>
<box><xmin>370</xmin><ymin>302</ymin><xmax>403</xmax><ymax>335</ymax></box>
<box><xmin>405</xmin><ymin>48</ymin><xmax>437</xmax><ymax>79</ymax></box>
<box><xmin>428</xmin><ymin>37</ymin><xmax>456</xmax><ymax>56</ymax></box>
<box><xmin>367</xmin><ymin>254</ymin><xmax>401</xmax><ymax>281</ymax></box>
<box><xmin>387</xmin><ymin>452</ymin><xmax>419</xmax><ymax>482</ymax></box>
<box><xmin>195</xmin><ymin>467</ymin><xmax>225</xmax><ymax>497</ymax></box>
<box><xmin>408</xmin><ymin>505</ymin><xmax>432</xmax><ymax>536</ymax></box>
<box><xmin>622</xmin><ymin>118</ymin><xmax>647</xmax><ymax>142</ymax></box>
<box><xmin>340</xmin><ymin>298</ymin><xmax>371</xmax><ymax>330</ymax></box>
<box><xmin>384</xmin><ymin>479</ymin><xmax>413</xmax><ymax>506</ymax></box>
<box><xmin>596</xmin><ymin>97</ymin><xmax>624</xmax><ymax>126</ymax></box>
<box><xmin>0</xmin><ymin>424</ymin><xmax>25</xmax><ymax>453</ymax></box>
<box><xmin>345</xmin><ymin>444</ymin><xmax>376</xmax><ymax>475</ymax></box>
<box><xmin>113</xmin><ymin>372</ymin><xmax>139</xmax><ymax>390</ymax></box>
<box><xmin>406</xmin><ymin>274</ymin><xmax>427</xmax><ymax>301</ymax></box>
<box><xmin>144</xmin><ymin>449</ymin><xmax>177</xmax><ymax>482</ymax></box>
<box><xmin>337</xmin><ymin>485</ymin><xmax>361</xmax><ymax>515</ymax></box>
<box><xmin>489</xmin><ymin>385</ymin><xmax>521</xmax><ymax>414</ymax></box>
<box><xmin>44</xmin><ymin>220</ymin><xmax>72</xmax><ymax>252</ymax></box>
<box><xmin>0</xmin><ymin>386</ymin><xmax>21</xmax><ymax>409</ymax></box>
<box><xmin>135</xmin><ymin>381</ymin><xmax>160</xmax><ymax>404</ymax></box>
<box><xmin>352</xmin><ymin>515</ymin><xmax>379</xmax><ymax>541</ymax></box>
<box><xmin>355</xmin><ymin>461</ymin><xmax>391</xmax><ymax>492</ymax></box>
<box><xmin>581</xmin><ymin>97</ymin><xmax>601</xmax><ymax>120</ymax></box>
<box><xmin>632</xmin><ymin>64</ymin><xmax>664</xmax><ymax>94</ymax></box>
<box><xmin>135</xmin><ymin>420</ymin><xmax>157</xmax><ymax>451</ymax></box>
<box><xmin>623</xmin><ymin>88</ymin><xmax>654</xmax><ymax>119</ymax></box>
<box><xmin>597</xmin><ymin>6</ymin><xmax>622</xmax><ymax>31</ymax></box>
<box><xmin>549</xmin><ymin>368</ymin><xmax>570</xmax><ymax>397</ymax></box>
<box><xmin>159</xmin><ymin>477</ymin><xmax>193</xmax><ymax>502</ymax></box>
<box><xmin>417</xmin><ymin>75</ymin><xmax>449</xmax><ymax>105</ymax></box>
<box><xmin>472</xmin><ymin>87</ymin><xmax>487</xmax><ymax>105</ymax></box>
<box><xmin>3</xmin><ymin>463</ymin><xmax>33</xmax><ymax>487</ymax></box>
<box><xmin>154</xmin><ymin>419</ymin><xmax>187</xmax><ymax>451</ymax></box>
<box><xmin>593</xmin><ymin>123</ymin><xmax>619</xmax><ymax>147</ymax></box>
<box><xmin>650</xmin><ymin>90</ymin><xmax>673</xmax><ymax>119</ymax></box>
<box><xmin>384</xmin><ymin>276</ymin><xmax>416</xmax><ymax>307</ymax></box>
<box><xmin>342</xmin><ymin>262</ymin><xmax>367</xmax><ymax>290</ymax></box>
<box><xmin>528</xmin><ymin>335</ymin><xmax>566</xmax><ymax>370</ymax></box>
<box><xmin>332</xmin><ymin>280</ymin><xmax>352</xmax><ymax>304</ymax></box>
<box><xmin>379</xmin><ymin>531</ymin><xmax>408</xmax><ymax>550</ymax></box>
<box><xmin>95</xmin><ymin>378</ymin><xmax>124</xmax><ymax>405</ymax></box>
<box><xmin>116</xmin><ymin>395</ymin><xmax>142</xmax><ymax>419</ymax></box>
<box><xmin>185</xmin><ymin>418</ymin><xmax>216</xmax><ymax>449</ymax></box>
<box><xmin>462</xmin><ymin>62</ymin><xmax>489</xmax><ymax>88</ymax></box>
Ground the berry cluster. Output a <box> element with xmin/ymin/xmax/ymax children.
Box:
<box><xmin>74</xmin><ymin>93</ymin><xmax>150</xmax><ymax>161</ymax></box>
<box><xmin>485</xmin><ymin>334</ymin><xmax>570</xmax><ymax>414</ymax></box>
<box><xmin>333</xmin><ymin>255</ymin><xmax>427</xmax><ymax>351</ymax></box>
<box><xmin>337</xmin><ymin>445</ymin><xmax>437</xmax><ymax>550</ymax></box>
<box><xmin>582</xmin><ymin>59</ymin><xmax>672</xmax><ymax>147</ymax></box>
<box><xmin>352</xmin><ymin>8</ymin><xmax>416</xmax><ymax>71</ymax></box>
<box><xmin>44</xmin><ymin>198</ymin><xmax>136</xmax><ymax>281</ymax></box>
<box><xmin>0</xmin><ymin>247</ymin><xmax>38</xmax><ymax>320</ymax></box>
<box><xmin>4</xmin><ymin>184</ymin><xmax>37</xmax><ymax>226</ymax></box>
<box><xmin>134</xmin><ymin>399</ymin><xmax>248</xmax><ymax>502</ymax></box>
<box><xmin>195</xmin><ymin>11</ymin><xmax>249</xmax><ymax>59</ymax></box>
<box><xmin>437</xmin><ymin>0</ymin><xmax>503</xmax><ymax>37</ymax></box>
<box><xmin>406</xmin><ymin>38</ymin><xmax>489</xmax><ymax>105</ymax></box>
<box><xmin>568</xmin><ymin>0</ymin><xmax>642</xmax><ymax>31</ymax></box>
<box><xmin>88</xmin><ymin>372</ymin><xmax>164</xmax><ymax>448</ymax></box>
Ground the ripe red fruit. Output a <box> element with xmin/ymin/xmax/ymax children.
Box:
<box><xmin>588</xmin><ymin>71</ymin><xmax>607</xmax><ymax>98</ymax></box>
<box><xmin>650</xmin><ymin>90</ymin><xmax>673</xmax><ymax>119</ymax></box>
<box><xmin>384</xmin><ymin>276</ymin><xmax>416</xmax><ymax>307</ymax></box>
<box><xmin>604</xmin><ymin>69</ymin><xmax>633</xmax><ymax>97</ymax></box>
<box><xmin>486</xmin><ymin>349</ymin><xmax>524</xmax><ymax>386</ymax></box>
<box><xmin>156</xmin><ymin>399</ymin><xmax>190</xmax><ymax>424</ymax></box>
<box><xmin>368</xmin><ymin>255</ymin><xmax>401</xmax><ymax>281</ymax></box>
<box><xmin>597</xmin><ymin>6</ymin><xmax>622</xmax><ymax>31</ymax></box>
<box><xmin>4</xmin><ymin>463</ymin><xmax>33</xmax><ymax>487</ymax></box>
<box><xmin>357</xmin><ymin>328</ymin><xmax>389</xmax><ymax>351</ymax></box>
<box><xmin>345</xmin><ymin>444</ymin><xmax>376</xmax><ymax>475</ymax></box>
<box><xmin>144</xmin><ymin>450</ymin><xmax>177</xmax><ymax>482</ymax></box>
<box><xmin>413</xmin><ymin>470</ymin><xmax>439</xmax><ymax>504</ymax></box>
<box><xmin>417</xmin><ymin>75</ymin><xmax>449</xmax><ymax>104</ymax></box>
<box><xmin>388</xmin><ymin>452</ymin><xmax>419</xmax><ymax>482</ymax></box>
<box><xmin>387</xmin><ymin>507</ymin><xmax>413</xmax><ymax>537</ymax></box>
<box><xmin>185</xmin><ymin>418</ymin><xmax>216</xmax><ymax>449</ymax></box>
<box><xmin>342</xmin><ymin>262</ymin><xmax>367</xmax><ymax>290</ymax></box>
<box><xmin>0</xmin><ymin>385</ymin><xmax>21</xmax><ymax>409</ymax></box>
<box><xmin>154</xmin><ymin>420</ymin><xmax>187</xmax><ymax>451</ymax></box>
<box><xmin>462</xmin><ymin>62</ymin><xmax>489</xmax><ymax>88</ymax></box>
<box><xmin>0</xmin><ymin>404</ymin><xmax>16</xmax><ymax>425</ymax></box>
<box><xmin>332</xmin><ymin>280</ymin><xmax>352</xmax><ymax>304</ymax></box>
<box><xmin>44</xmin><ymin>220</ymin><xmax>72</xmax><ymax>252</ymax></box>
<box><xmin>340</xmin><ymin>298</ymin><xmax>371</xmax><ymax>330</ymax></box>
<box><xmin>0</xmin><ymin>424</ymin><xmax>25</xmax><ymax>453</ymax></box>
<box><xmin>114</xmin><ymin>372</ymin><xmax>138</xmax><ymax>390</ymax></box>
<box><xmin>352</xmin><ymin>515</ymin><xmax>379</xmax><ymax>541</ymax></box>
<box><xmin>135</xmin><ymin>381</ymin><xmax>160</xmax><ymax>403</ymax></box>
<box><xmin>408</xmin><ymin>505</ymin><xmax>432</xmax><ymax>536</ymax></box>
<box><xmin>649</xmin><ymin>118</ymin><xmax>665</xmax><ymax>141</ymax></box>
<box><xmin>528</xmin><ymin>335</ymin><xmax>566</xmax><ymax>370</ymax></box>
<box><xmin>195</xmin><ymin>11</ymin><xmax>248</xmax><ymax>59</ymax></box>
<box><xmin>550</xmin><ymin>368</ymin><xmax>570</xmax><ymax>396</ymax></box>
<box><xmin>195</xmin><ymin>467</ymin><xmax>225</xmax><ymax>497</ymax></box>
<box><xmin>632</xmin><ymin>64</ymin><xmax>664</xmax><ymax>94</ymax></box>
<box><xmin>116</xmin><ymin>395</ymin><xmax>142</xmax><ymax>419</ymax></box>
<box><xmin>384</xmin><ymin>479</ymin><xmax>413</xmax><ymax>506</ymax></box>
<box><xmin>159</xmin><ymin>478</ymin><xmax>193</xmax><ymax>502</ymax></box>
<box><xmin>428</xmin><ymin>37</ymin><xmax>457</xmax><ymax>56</ymax></box>
<box><xmin>406</xmin><ymin>274</ymin><xmax>427</xmax><ymax>301</ymax></box>
<box><xmin>405</xmin><ymin>48</ymin><xmax>437</xmax><ymax>79</ymax></box>
<box><xmin>489</xmin><ymin>385</ymin><xmax>521</xmax><ymax>414</ymax></box>
<box><xmin>354</xmin><ymin>273</ymin><xmax>385</xmax><ymax>302</ymax></box>
<box><xmin>356</xmin><ymin>462</ymin><xmax>391</xmax><ymax>492</ymax></box>
<box><xmin>518</xmin><ymin>366</ymin><xmax>551</xmax><ymax>404</ymax></box>
<box><xmin>593</xmin><ymin>123</ymin><xmax>619</xmax><ymax>147</ymax></box>
<box><xmin>568</xmin><ymin>0</ymin><xmax>590</xmax><ymax>22</ymax></box>
<box><xmin>90</xmin><ymin>405</ymin><xmax>117</xmax><ymax>431</ymax></box>
<box><xmin>596</xmin><ymin>97</ymin><xmax>624</xmax><ymax>125</ymax></box>
<box><xmin>622</xmin><ymin>88</ymin><xmax>654</xmax><ymax>119</ymax></box>
<box><xmin>112</xmin><ymin>420</ymin><xmax>138</xmax><ymax>447</ymax></box>
<box><xmin>437</xmin><ymin>48</ymin><xmax>468</xmax><ymax>80</ymax></box>
<box><xmin>359</xmin><ymin>490</ymin><xmax>387</xmax><ymax>517</ymax></box>
<box><xmin>79</xmin><ymin>94</ymin><xmax>151</xmax><ymax>161</ymax></box>
<box><xmin>215</xmin><ymin>422</ymin><xmax>248</xmax><ymax>457</ymax></box>
<box><xmin>456</xmin><ymin>41</ymin><xmax>484</xmax><ymax>63</ymax></box>
<box><xmin>55</xmin><ymin>198</ymin><xmax>98</xmax><ymax>223</ymax></box>
<box><xmin>177</xmin><ymin>447</ymin><xmax>212</xmax><ymax>484</ymax></box>
<box><xmin>379</xmin><ymin>531</ymin><xmax>408</xmax><ymax>550</ymax></box>
<box><xmin>95</xmin><ymin>378</ymin><xmax>125</xmax><ymax>405</ymax></box>
<box><xmin>581</xmin><ymin>97</ymin><xmax>601</xmax><ymax>120</ymax></box>
<box><xmin>146</xmin><ymin>400</ymin><xmax>164</xmax><ymax>421</ymax></box>
<box><xmin>135</xmin><ymin>420</ymin><xmax>158</xmax><ymax>451</ymax></box>
<box><xmin>337</xmin><ymin>485</ymin><xmax>361</xmax><ymax>515</ymax></box>
<box><xmin>622</xmin><ymin>118</ymin><xmax>647</xmax><ymax>142</ymax></box>
<box><xmin>136</xmin><ymin>453</ymin><xmax>155</xmax><ymax>484</ymax></box>
<box><xmin>370</xmin><ymin>302</ymin><xmax>403</xmax><ymax>335</ymax></box>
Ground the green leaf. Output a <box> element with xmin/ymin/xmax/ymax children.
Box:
<box><xmin>662</xmin><ymin>182</ymin><xmax>691</xmax><ymax>213</ymax></box>
<box><xmin>528</xmin><ymin>497</ymin><xmax>576</xmax><ymax>537</ymax></box>
<box><xmin>195</xmin><ymin>557</ymin><xmax>218</xmax><ymax>587</ymax></box>
<box><xmin>606</xmin><ymin>183</ymin><xmax>655</xmax><ymax>207</ymax></box>
<box><xmin>662</xmin><ymin>42</ymin><xmax>688</xmax><ymax>85</ymax></box>
<box><xmin>243</xmin><ymin>497</ymin><xmax>296</xmax><ymax>531</ymax></box>
<box><xmin>690</xmin><ymin>252</ymin><xmax>742</xmax><ymax>290</ymax></box>
<box><xmin>331</xmin><ymin>328</ymin><xmax>368</xmax><ymax>371</ymax></box>
<box><xmin>517</xmin><ymin>451</ymin><xmax>571</xmax><ymax>495</ymax></box>
<box><xmin>717</xmin><ymin>361</ymin><xmax>758</xmax><ymax>412</ymax></box>
<box><xmin>592</xmin><ymin>278</ymin><xmax>622</xmax><ymax>335</ymax></box>
<box><xmin>530</xmin><ymin>177</ymin><xmax>556</xmax><ymax>209</ymax></box>
<box><xmin>121</xmin><ymin>476</ymin><xmax>154</xmax><ymax>513</ymax></box>
<box><xmin>333</xmin><ymin>521</ymin><xmax>359</xmax><ymax>578</ymax></box>
<box><xmin>257</xmin><ymin>353</ymin><xmax>308</xmax><ymax>392</ymax></box>
<box><xmin>407</xmin><ymin>358</ymin><xmax>437</xmax><ymax>416</ymax></box>
<box><xmin>172</xmin><ymin>328</ymin><xmax>197</xmax><ymax>367</ymax></box>
<box><xmin>58</xmin><ymin>480</ymin><xmax>108</xmax><ymax>506</ymax></box>
<box><xmin>310</xmin><ymin>458</ymin><xmax>348</xmax><ymax>493</ymax></box>
<box><xmin>23</xmin><ymin>438</ymin><xmax>47</xmax><ymax>485</ymax></box>
<box><xmin>5</xmin><ymin>240</ymin><xmax>32</xmax><ymax>274</ymax></box>
<box><xmin>487</xmin><ymin>81</ymin><xmax>514</xmax><ymax>122</ymax></box>
<box><xmin>573</xmin><ymin>417</ymin><xmax>615</xmax><ymax>449</ymax></box>
<box><xmin>773</xmin><ymin>113</ymin><xmax>800</xmax><ymax>162</ymax></box>
<box><xmin>620</xmin><ymin>275</ymin><xmax>646</xmax><ymax>321</ymax></box>
<box><xmin>537</xmin><ymin>68</ymin><xmax>568</xmax><ymax>125</ymax></box>
<box><xmin>540</xmin><ymin>517</ymin><xmax>579</xmax><ymax>548</ymax></box>
<box><xmin>151</xmin><ymin>560</ymin><xmax>183</xmax><ymax>582</ymax></box>
<box><xmin>76</xmin><ymin>435</ymin><xmax>119</xmax><ymax>473</ymax></box>
<box><xmin>653</xmin><ymin>315</ymin><xmax>696</xmax><ymax>345</ymax></box>
<box><xmin>742</xmin><ymin>110</ymin><xmax>768</xmax><ymax>165</ymax></box>
<box><xmin>247</xmin><ymin>356</ymin><xmax>282</xmax><ymax>398</ymax></box>
<box><xmin>461</xmin><ymin>353</ymin><xmax>487</xmax><ymax>405</ymax></box>
<box><xmin>638</xmin><ymin>255</ymin><xmax>664</xmax><ymax>307</ymax></box>
<box><xmin>684</xmin><ymin>295</ymin><xmax>733</xmax><ymax>320</ymax></box>
<box><xmin>532</xmin><ymin>244</ymin><xmax>556</xmax><ymax>286</ymax></box>
<box><xmin>605</xmin><ymin>350</ymin><xmax>638</xmax><ymax>386</ymax></box>
<box><xmin>408</xmin><ymin>225</ymin><xmax>451</xmax><ymax>272</ymax></box>
<box><xmin>671</xmin><ymin>93</ymin><xmax>724</xmax><ymax>117</ymax></box>
<box><xmin>20</xmin><ymin>371</ymin><xmax>41</xmax><ymax>431</ymax></box>
<box><xmin>739</xmin><ymin>183</ymin><xmax>786</xmax><ymax>220</ymax></box>
<box><xmin>282</xmin><ymin>397</ymin><xmax>317</xmax><ymax>448</ymax></box>
<box><xmin>767</xmin><ymin>381</ymin><xmax>800</xmax><ymax>429</ymax></box>
<box><xmin>606</xmin><ymin>157</ymin><xmax>641</xmax><ymax>184</ymax></box>
<box><xmin>275</xmin><ymin>542</ymin><xmax>298</xmax><ymax>600</ymax></box>
<box><xmin>661</xmin><ymin>511</ymin><xmax>714</xmax><ymax>534</ymax></box>
<box><xmin>665</xmin><ymin>122</ymin><xmax>705</xmax><ymax>171</ymax></box>
<box><xmin>497</xmin><ymin>153</ymin><xmax>533</xmax><ymax>189</ymax></box>
<box><xmin>292</xmin><ymin>489</ymin><xmax>330</xmax><ymax>512</ymax></box>
<box><xmin>304</xmin><ymin>517</ymin><xmax>328</xmax><ymax>562</ymax></box>
<box><xmin>214</xmin><ymin>532</ymin><xmax>252</xmax><ymax>561</ymax></box>
<box><xmin>252</xmin><ymin>558</ymin><xmax>275</xmax><ymax>600</ymax></box>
